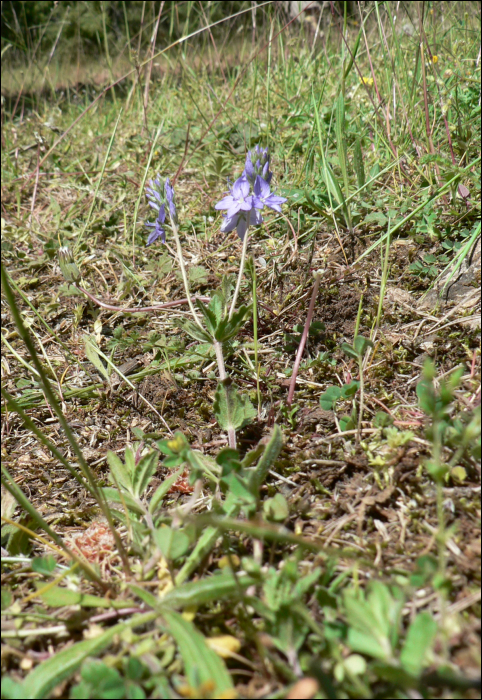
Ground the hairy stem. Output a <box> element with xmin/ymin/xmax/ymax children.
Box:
<box><xmin>214</xmin><ymin>339</ymin><xmax>236</xmax><ymax>449</ymax></box>
<box><xmin>229</xmin><ymin>227</ymin><xmax>250</xmax><ymax>320</ymax></box>
<box><xmin>170</xmin><ymin>221</ymin><xmax>204</xmax><ymax>329</ymax></box>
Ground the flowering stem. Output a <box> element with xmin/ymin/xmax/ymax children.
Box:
<box><xmin>170</xmin><ymin>221</ymin><xmax>203</xmax><ymax>329</ymax></box>
<box><xmin>229</xmin><ymin>226</ymin><xmax>249</xmax><ymax>320</ymax></box>
<box><xmin>213</xmin><ymin>339</ymin><xmax>236</xmax><ymax>449</ymax></box>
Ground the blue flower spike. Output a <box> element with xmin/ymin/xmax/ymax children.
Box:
<box><xmin>215</xmin><ymin>144</ymin><xmax>286</xmax><ymax>239</ymax></box>
<box><xmin>145</xmin><ymin>204</ymin><xmax>166</xmax><ymax>246</ymax></box>
<box><xmin>243</xmin><ymin>144</ymin><xmax>272</xmax><ymax>185</ymax></box>
<box><xmin>164</xmin><ymin>177</ymin><xmax>178</xmax><ymax>225</ymax></box>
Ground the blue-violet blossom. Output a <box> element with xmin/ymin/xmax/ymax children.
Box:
<box><xmin>164</xmin><ymin>177</ymin><xmax>177</xmax><ymax>224</ymax></box>
<box><xmin>145</xmin><ymin>174</ymin><xmax>178</xmax><ymax>245</ymax></box>
<box><xmin>243</xmin><ymin>144</ymin><xmax>272</xmax><ymax>185</ymax></box>
<box><xmin>145</xmin><ymin>204</ymin><xmax>166</xmax><ymax>246</ymax></box>
<box><xmin>215</xmin><ymin>175</ymin><xmax>261</xmax><ymax>240</ymax></box>
<box><xmin>215</xmin><ymin>146</ymin><xmax>287</xmax><ymax>240</ymax></box>
<box><xmin>252</xmin><ymin>175</ymin><xmax>287</xmax><ymax>213</ymax></box>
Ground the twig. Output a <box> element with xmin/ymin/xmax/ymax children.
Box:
<box><xmin>75</xmin><ymin>285</ymin><xmax>210</xmax><ymax>314</ymax></box>
<box><xmin>287</xmin><ymin>271</ymin><xmax>322</xmax><ymax>406</ymax></box>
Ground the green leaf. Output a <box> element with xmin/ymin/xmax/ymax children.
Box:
<box><xmin>31</xmin><ymin>555</ymin><xmax>57</xmax><ymax>576</ymax></box>
<box><xmin>161</xmin><ymin>610</ymin><xmax>234</xmax><ymax>696</ymax></box>
<box><xmin>38</xmin><ymin>585</ymin><xmax>137</xmax><ymax>609</ymax></box>
<box><xmin>213</xmin><ymin>379</ymin><xmax>256</xmax><ymax>432</ymax></box>
<box><xmin>339</xmin><ymin>413</ymin><xmax>356</xmax><ymax>431</ymax></box>
<box><xmin>131</xmin><ymin>569</ymin><xmax>255</xmax><ymax>611</ymax></box>
<box><xmin>1</xmin><ymin>677</ymin><xmax>25</xmax><ymax>699</ymax></box>
<box><xmin>174</xmin><ymin>318</ymin><xmax>212</xmax><ymax>343</ymax></box>
<box><xmin>195</xmin><ymin>299</ymin><xmax>217</xmax><ymax>336</ymax></box>
<box><xmin>354</xmin><ymin>135</ymin><xmax>365</xmax><ymax>188</ymax></box>
<box><xmin>364</xmin><ymin>212</ymin><xmax>388</xmax><ymax>227</ymax></box>
<box><xmin>249</xmin><ymin>425</ymin><xmax>283</xmax><ymax>495</ymax></box>
<box><xmin>101</xmin><ymin>487</ymin><xmax>145</xmax><ymax>515</ymax></box>
<box><xmin>340</xmin><ymin>380</ymin><xmax>360</xmax><ymax>399</ymax></box>
<box><xmin>373</xmin><ymin>411</ymin><xmax>394</xmax><ymax>428</ymax></box>
<box><xmin>335</xmin><ymin>92</ymin><xmax>350</xmax><ymax>214</ymax></box>
<box><xmin>149</xmin><ymin>467</ymin><xmax>185</xmax><ymax>515</ymax></box>
<box><xmin>341</xmin><ymin>342</ymin><xmax>359</xmax><ymax>360</ymax></box>
<box><xmin>320</xmin><ymin>385</ymin><xmax>342</xmax><ymax>410</ymax></box>
<box><xmin>400</xmin><ymin>611</ymin><xmax>437</xmax><ymax>677</ymax></box>
<box><xmin>70</xmin><ymin>660</ymin><xmax>127</xmax><ymax>700</ymax></box>
<box><xmin>84</xmin><ymin>335</ymin><xmax>110</xmax><ymax>381</ymax></box>
<box><xmin>207</xmin><ymin>293</ymin><xmax>224</xmax><ymax>324</ymax></box>
<box><xmin>132</xmin><ymin>450</ymin><xmax>158</xmax><ymax>498</ymax></box>
<box><xmin>263</xmin><ymin>493</ymin><xmax>289</xmax><ymax>522</ymax></box>
<box><xmin>188</xmin><ymin>265</ymin><xmax>209</xmax><ymax>287</ymax></box>
<box><xmin>107</xmin><ymin>451</ymin><xmax>132</xmax><ymax>491</ymax></box>
<box><xmin>222</xmin><ymin>472</ymin><xmax>256</xmax><ymax>510</ymax></box>
<box><xmin>344</xmin><ymin>582</ymin><xmax>403</xmax><ymax>661</ymax></box>
<box><xmin>416</xmin><ymin>377</ymin><xmax>436</xmax><ymax>415</ymax></box>
<box><xmin>216</xmin><ymin>447</ymin><xmax>242</xmax><ymax>475</ymax></box>
<box><xmin>21</xmin><ymin>612</ymin><xmax>156</xmax><ymax>699</ymax></box>
<box><xmin>184</xmin><ymin>449</ymin><xmax>221</xmax><ymax>482</ymax></box>
<box><xmin>354</xmin><ymin>335</ymin><xmax>374</xmax><ymax>356</ymax></box>
<box><xmin>215</xmin><ymin>304</ymin><xmax>251</xmax><ymax>342</ymax></box>
<box><xmin>154</xmin><ymin>525</ymin><xmax>190</xmax><ymax>561</ymax></box>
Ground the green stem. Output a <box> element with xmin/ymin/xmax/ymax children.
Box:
<box><xmin>357</xmin><ymin>355</ymin><xmax>365</xmax><ymax>446</ymax></box>
<box><xmin>229</xmin><ymin>227</ymin><xmax>250</xmax><ymax>320</ymax></box>
<box><xmin>170</xmin><ymin>221</ymin><xmax>203</xmax><ymax>329</ymax></box>
<box><xmin>251</xmin><ymin>260</ymin><xmax>261</xmax><ymax>416</ymax></box>
<box><xmin>213</xmin><ymin>342</ymin><xmax>236</xmax><ymax>449</ymax></box>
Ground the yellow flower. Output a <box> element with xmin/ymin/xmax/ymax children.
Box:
<box><xmin>360</xmin><ymin>76</ymin><xmax>374</xmax><ymax>87</ymax></box>
<box><xmin>432</xmin><ymin>55</ymin><xmax>439</xmax><ymax>63</ymax></box>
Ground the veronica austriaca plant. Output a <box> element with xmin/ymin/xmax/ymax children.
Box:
<box><xmin>144</xmin><ymin>175</ymin><xmax>245</xmax><ymax>448</ymax></box>
<box><xmin>215</xmin><ymin>145</ymin><xmax>286</xmax><ymax>318</ymax></box>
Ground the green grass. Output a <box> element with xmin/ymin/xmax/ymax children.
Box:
<box><xmin>1</xmin><ymin>2</ymin><xmax>481</xmax><ymax>698</ymax></box>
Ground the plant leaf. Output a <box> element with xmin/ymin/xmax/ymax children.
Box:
<box><xmin>148</xmin><ymin>467</ymin><xmax>185</xmax><ymax>515</ymax></box>
<box><xmin>400</xmin><ymin>611</ymin><xmax>437</xmax><ymax>677</ymax></box>
<box><xmin>154</xmin><ymin>525</ymin><xmax>190</xmax><ymax>561</ymax></box>
<box><xmin>213</xmin><ymin>379</ymin><xmax>256</xmax><ymax>432</ymax></box>
<box><xmin>101</xmin><ymin>486</ymin><xmax>144</xmax><ymax>515</ymax></box>
<box><xmin>249</xmin><ymin>425</ymin><xmax>283</xmax><ymax>494</ymax></box>
<box><xmin>21</xmin><ymin>612</ymin><xmax>156</xmax><ymax>699</ymax></box>
<box><xmin>161</xmin><ymin>610</ymin><xmax>234</xmax><ymax>696</ymax></box>
<box><xmin>173</xmin><ymin>318</ymin><xmax>212</xmax><ymax>343</ymax></box>
<box><xmin>83</xmin><ymin>335</ymin><xmax>110</xmax><ymax>381</ymax></box>
<box><xmin>132</xmin><ymin>450</ymin><xmax>159</xmax><ymax>498</ymax></box>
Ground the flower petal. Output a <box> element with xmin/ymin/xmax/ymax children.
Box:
<box><xmin>220</xmin><ymin>213</ymin><xmax>239</xmax><ymax>233</ymax></box>
<box><xmin>214</xmin><ymin>195</ymin><xmax>235</xmax><ymax>211</ymax></box>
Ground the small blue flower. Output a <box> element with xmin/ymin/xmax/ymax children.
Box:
<box><xmin>243</xmin><ymin>145</ymin><xmax>272</xmax><ymax>185</ymax></box>
<box><xmin>220</xmin><ymin>208</ymin><xmax>263</xmax><ymax>241</ymax></box>
<box><xmin>146</xmin><ymin>175</ymin><xmax>164</xmax><ymax>209</ymax></box>
<box><xmin>252</xmin><ymin>175</ymin><xmax>287</xmax><ymax>213</ymax></box>
<box><xmin>215</xmin><ymin>176</ymin><xmax>255</xmax><ymax>219</ymax></box>
<box><xmin>164</xmin><ymin>177</ymin><xmax>177</xmax><ymax>224</ymax></box>
<box><xmin>146</xmin><ymin>203</ymin><xmax>166</xmax><ymax>245</ymax></box>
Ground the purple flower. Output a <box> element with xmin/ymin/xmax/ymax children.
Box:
<box><xmin>215</xmin><ymin>176</ymin><xmax>255</xmax><ymax>219</ymax></box>
<box><xmin>243</xmin><ymin>145</ymin><xmax>272</xmax><ymax>185</ymax></box>
<box><xmin>146</xmin><ymin>204</ymin><xmax>166</xmax><ymax>245</ymax></box>
<box><xmin>146</xmin><ymin>175</ymin><xmax>163</xmax><ymax>210</ymax></box>
<box><xmin>252</xmin><ymin>175</ymin><xmax>287</xmax><ymax>213</ymax></box>
<box><xmin>164</xmin><ymin>177</ymin><xmax>177</xmax><ymax>224</ymax></box>
<box><xmin>220</xmin><ymin>208</ymin><xmax>263</xmax><ymax>241</ymax></box>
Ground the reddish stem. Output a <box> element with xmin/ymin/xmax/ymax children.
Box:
<box><xmin>75</xmin><ymin>285</ymin><xmax>210</xmax><ymax>314</ymax></box>
<box><xmin>287</xmin><ymin>272</ymin><xmax>322</xmax><ymax>407</ymax></box>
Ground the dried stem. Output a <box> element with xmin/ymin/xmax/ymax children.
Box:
<box><xmin>287</xmin><ymin>271</ymin><xmax>322</xmax><ymax>406</ymax></box>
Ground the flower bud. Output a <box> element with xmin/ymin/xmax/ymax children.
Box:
<box><xmin>58</xmin><ymin>246</ymin><xmax>81</xmax><ymax>284</ymax></box>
